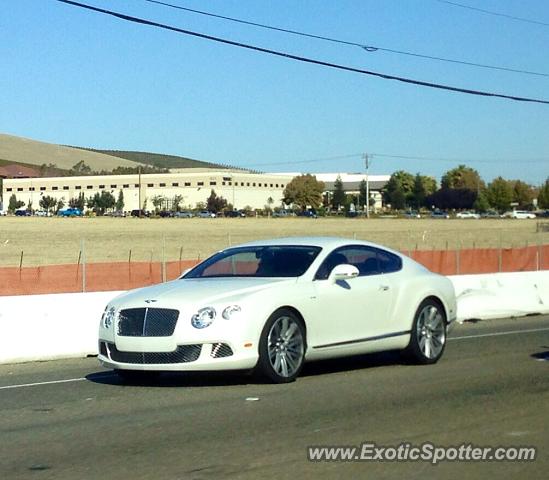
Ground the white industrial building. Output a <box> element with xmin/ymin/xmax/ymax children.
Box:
<box><xmin>1</xmin><ymin>169</ymin><xmax>389</xmax><ymax>212</ymax></box>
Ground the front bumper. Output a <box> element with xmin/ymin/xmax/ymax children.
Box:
<box><xmin>98</xmin><ymin>339</ymin><xmax>258</xmax><ymax>371</ymax></box>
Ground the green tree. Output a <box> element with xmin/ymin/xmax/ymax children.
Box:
<box><xmin>69</xmin><ymin>192</ymin><xmax>86</xmax><ymax>210</ymax></box>
<box><xmin>512</xmin><ymin>180</ymin><xmax>534</xmax><ymax>209</ymax></box>
<box><xmin>116</xmin><ymin>190</ymin><xmax>125</xmax><ymax>211</ymax></box>
<box><xmin>87</xmin><ymin>191</ymin><xmax>115</xmax><ymax>215</ymax></box>
<box><xmin>206</xmin><ymin>189</ymin><xmax>228</xmax><ymax>213</ymax></box>
<box><xmin>486</xmin><ymin>177</ymin><xmax>513</xmax><ymax>213</ymax></box>
<box><xmin>8</xmin><ymin>194</ymin><xmax>24</xmax><ymax>213</ymax></box>
<box><xmin>172</xmin><ymin>194</ymin><xmax>183</xmax><ymax>212</ymax></box>
<box><xmin>151</xmin><ymin>195</ymin><xmax>166</xmax><ymax>213</ymax></box>
<box><xmin>331</xmin><ymin>175</ymin><xmax>346</xmax><ymax>210</ymax></box>
<box><xmin>56</xmin><ymin>198</ymin><xmax>65</xmax><ymax>213</ymax></box>
<box><xmin>473</xmin><ymin>191</ymin><xmax>490</xmax><ymax>213</ymax></box>
<box><xmin>411</xmin><ymin>173</ymin><xmax>429</xmax><ymax>209</ymax></box>
<box><xmin>39</xmin><ymin>195</ymin><xmax>57</xmax><ymax>212</ymax></box>
<box><xmin>384</xmin><ymin>170</ymin><xmax>414</xmax><ymax>208</ymax></box>
<box><xmin>70</xmin><ymin>161</ymin><xmax>93</xmax><ymax>176</ymax></box>
<box><xmin>538</xmin><ymin>178</ymin><xmax>549</xmax><ymax>209</ymax></box>
<box><xmin>441</xmin><ymin>165</ymin><xmax>484</xmax><ymax>191</ymax></box>
<box><xmin>283</xmin><ymin>174</ymin><xmax>325</xmax><ymax>211</ymax></box>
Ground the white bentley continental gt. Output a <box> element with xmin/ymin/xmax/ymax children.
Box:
<box><xmin>98</xmin><ymin>237</ymin><xmax>457</xmax><ymax>383</ymax></box>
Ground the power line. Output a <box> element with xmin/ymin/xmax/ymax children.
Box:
<box><xmin>246</xmin><ymin>152</ymin><xmax>548</xmax><ymax>167</ymax></box>
<box><xmin>55</xmin><ymin>0</ymin><xmax>549</xmax><ymax>105</ymax></box>
<box><xmin>142</xmin><ymin>0</ymin><xmax>549</xmax><ymax>77</ymax></box>
<box><xmin>436</xmin><ymin>0</ymin><xmax>549</xmax><ymax>27</ymax></box>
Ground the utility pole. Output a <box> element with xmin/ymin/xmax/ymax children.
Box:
<box><xmin>138</xmin><ymin>166</ymin><xmax>142</xmax><ymax>217</ymax></box>
<box><xmin>363</xmin><ymin>153</ymin><xmax>370</xmax><ymax>219</ymax></box>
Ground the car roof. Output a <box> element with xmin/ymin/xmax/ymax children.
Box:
<box><xmin>235</xmin><ymin>236</ymin><xmax>397</xmax><ymax>252</ymax></box>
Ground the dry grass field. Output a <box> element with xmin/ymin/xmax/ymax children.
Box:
<box><xmin>0</xmin><ymin>216</ymin><xmax>547</xmax><ymax>267</ymax></box>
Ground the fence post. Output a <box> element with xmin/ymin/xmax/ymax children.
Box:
<box><xmin>162</xmin><ymin>236</ymin><xmax>166</xmax><ymax>283</ymax></box>
<box><xmin>498</xmin><ymin>233</ymin><xmax>502</xmax><ymax>273</ymax></box>
<box><xmin>456</xmin><ymin>241</ymin><xmax>461</xmax><ymax>275</ymax></box>
<box><xmin>81</xmin><ymin>239</ymin><xmax>86</xmax><ymax>293</ymax></box>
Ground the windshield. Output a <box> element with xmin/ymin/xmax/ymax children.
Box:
<box><xmin>183</xmin><ymin>245</ymin><xmax>322</xmax><ymax>278</ymax></box>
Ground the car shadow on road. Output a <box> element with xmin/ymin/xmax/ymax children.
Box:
<box><xmin>85</xmin><ymin>370</ymin><xmax>253</xmax><ymax>388</ymax></box>
<box><xmin>85</xmin><ymin>350</ymin><xmax>408</xmax><ymax>387</ymax></box>
<box><xmin>531</xmin><ymin>348</ymin><xmax>549</xmax><ymax>362</ymax></box>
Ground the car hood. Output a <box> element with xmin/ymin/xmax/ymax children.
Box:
<box><xmin>112</xmin><ymin>277</ymin><xmax>295</xmax><ymax>308</ymax></box>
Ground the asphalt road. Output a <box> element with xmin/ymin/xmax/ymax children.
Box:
<box><xmin>1</xmin><ymin>315</ymin><xmax>548</xmax><ymax>480</ymax></box>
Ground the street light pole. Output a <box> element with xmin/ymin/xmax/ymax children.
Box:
<box><xmin>363</xmin><ymin>153</ymin><xmax>370</xmax><ymax>219</ymax></box>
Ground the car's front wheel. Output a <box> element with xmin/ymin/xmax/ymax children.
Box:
<box><xmin>404</xmin><ymin>299</ymin><xmax>447</xmax><ymax>364</ymax></box>
<box><xmin>256</xmin><ymin>308</ymin><xmax>306</xmax><ymax>383</ymax></box>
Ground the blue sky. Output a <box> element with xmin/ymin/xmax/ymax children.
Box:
<box><xmin>1</xmin><ymin>0</ymin><xmax>548</xmax><ymax>184</ymax></box>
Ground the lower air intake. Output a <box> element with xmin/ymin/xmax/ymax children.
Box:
<box><xmin>211</xmin><ymin>343</ymin><xmax>234</xmax><ymax>358</ymax></box>
<box><xmin>105</xmin><ymin>343</ymin><xmax>201</xmax><ymax>364</ymax></box>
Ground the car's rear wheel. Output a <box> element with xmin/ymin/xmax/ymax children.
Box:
<box><xmin>256</xmin><ymin>309</ymin><xmax>306</xmax><ymax>383</ymax></box>
<box><xmin>404</xmin><ymin>299</ymin><xmax>447</xmax><ymax>364</ymax></box>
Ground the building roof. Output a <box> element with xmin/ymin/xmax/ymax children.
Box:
<box><xmin>323</xmin><ymin>180</ymin><xmax>388</xmax><ymax>191</ymax></box>
<box><xmin>0</xmin><ymin>164</ymin><xmax>40</xmax><ymax>179</ymax></box>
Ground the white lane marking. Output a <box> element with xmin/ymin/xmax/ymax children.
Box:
<box><xmin>1</xmin><ymin>328</ymin><xmax>548</xmax><ymax>390</ymax></box>
<box><xmin>0</xmin><ymin>377</ymin><xmax>86</xmax><ymax>390</ymax></box>
<box><xmin>449</xmin><ymin>327</ymin><xmax>549</xmax><ymax>341</ymax></box>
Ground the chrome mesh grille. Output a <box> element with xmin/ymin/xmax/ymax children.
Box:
<box><xmin>105</xmin><ymin>342</ymin><xmax>201</xmax><ymax>364</ymax></box>
<box><xmin>117</xmin><ymin>308</ymin><xmax>179</xmax><ymax>337</ymax></box>
<box><xmin>211</xmin><ymin>343</ymin><xmax>234</xmax><ymax>358</ymax></box>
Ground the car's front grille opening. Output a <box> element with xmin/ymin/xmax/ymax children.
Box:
<box><xmin>117</xmin><ymin>308</ymin><xmax>179</xmax><ymax>337</ymax></box>
<box><xmin>104</xmin><ymin>342</ymin><xmax>202</xmax><ymax>364</ymax></box>
<box><xmin>211</xmin><ymin>343</ymin><xmax>234</xmax><ymax>358</ymax></box>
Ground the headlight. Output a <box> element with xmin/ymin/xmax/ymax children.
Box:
<box><xmin>101</xmin><ymin>306</ymin><xmax>116</xmax><ymax>329</ymax></box>
<box><xmin>222</xmin><ymin>305</ymin><xmax>241</xmax><ymax>320</ymax></box>
<box><xmin>191</xmin><ymin>307</ymin><xmax>216</xmax><ymax>329</ymax></box>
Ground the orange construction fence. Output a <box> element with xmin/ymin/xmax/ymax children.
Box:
<box><xmin>1</xmin><ymin>245</ymin><xmax>547</xmax><ymax>296</ymax></box>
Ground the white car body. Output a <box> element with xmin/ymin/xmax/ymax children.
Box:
<box><xmin>98</xmin><ymin>237</ymin><xmax>457</xmax><ymax>380</ymax></box>
<box><xmin>508</xmin><ymin>210</ymin><xmax>536</xmax><ymax>219</ymax></box>
<box><xmin>456</xmin><ymin>211</ymin><xmax>480</xmax><ymax>219</ymax></box>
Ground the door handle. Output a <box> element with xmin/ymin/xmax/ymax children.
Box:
<box><xmin>379</xmin><ymin>285</ymin><xmax>390</xmax><ymax>291</ymax></box>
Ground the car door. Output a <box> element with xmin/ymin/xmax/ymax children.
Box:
<box><xmin>308</xmin><ymin>245</ymin><xmax>398</xmax><ymax>349</ymax></box>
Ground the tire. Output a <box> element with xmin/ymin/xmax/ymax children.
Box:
<box><xmin>115</xmin><ymin>369</ymin><xmax>160</xmax><ymax>383</ymax></box>
<box><xmin>255</xmin><ymin>308</ymin><xmax>306</xmax><ymax>383</ymax></box>
<box><xmin>404</xmin><ymin>299</ymin><xmax>447</xmax><ymax>364</ymax></box>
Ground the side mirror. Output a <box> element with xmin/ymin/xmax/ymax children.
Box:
<box><xmin>329</xmin><ymin>264</ymin><xmax>359</xmax><ymax>283</ymax></box>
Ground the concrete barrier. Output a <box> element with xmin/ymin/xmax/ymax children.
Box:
<box><xmin>0</xmin><ymin>271</ymin><xmax>548</xmax><ymax>364</ymax></box>
<box><xmin>449</xmin><ymin>271</ymin><xmax>549</xmax><ymax>322</ymax></box>
<box><xmin>0</xmin><ymin>291</ymin><xmax>122</xmax><ymax>364</ymax></box>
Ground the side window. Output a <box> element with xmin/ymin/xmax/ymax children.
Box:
<box><xmin>315</xmin><ymin>246</ymin><xmax>381</xmax><ymax>280</ymax></box>
<box><xmin>377</xmin><ymin>249</ymin><xmax>402</xmax><ymax>273</ymax></box>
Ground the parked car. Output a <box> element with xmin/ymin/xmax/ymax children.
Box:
<box><xmin>197</xmin><ymin>210</ymin><xmax>216</xmax><ymax>218</ymax></box>
<box><xmin>535</xmin><ymin>210</ymin><xmax>549</xmax><ymax>218</ymax></box>
<box><xmin>34</xmin><ymin>210</ymin><xmax>52</xmax><ymax>217</ymax></box>
<box><xmin>480</xmin><ymin>210</ymin><xmax>501</xmax><ymax>219</ymax></box>
<box><xmin>272</xmin><ymin>210</ymin><xmax>293</xmax><ymax>218</ymax></box>
<box><xmin>403</xmin><ymin>210</ymin><xmax>421</xmax><ymax>219</ymax></box>
<box><xmin>14</xmin><ymin>209</ymin><xmax>31</xmax><ymax>216</ymax></box>
<box><xmin>0</xmin><ymin>210</ymin><xmax>7</xmax><ymax>216</ymax></box>
<box><xmin>297</xmin><ymin>210</ymin><xmax>317</xmax><ymax>218</ymax></box>
<box><xmin>504</xmin><ymin>210</ymin><xmax>536</xmax><ymax>219</ymax></box>
<box><xmin>224</xmin><ymin>210</ymin><xmax>246</xmax><ymax>218</ymax></box>
<box><xmin>158</xmin><ymin>210</ymin><xmax>174</xmax><ymax>218</ymax></box>
<box><xmin>430</xmin><ymin>210</ymin><xmax>449</xmax><ymax>219</ymax></box>
<box><xmin>174</xmin><ymin>211</ymin><xmax>193</xmax><ymax>218</ymax></box>
<box><xmin>58</xmin><ymin>208</ymin><xmax>82</xmax><ymax>217</ymax></box>
<box><xmin>130</xmin><ymin>209</ymin><xmax>150</xmax><ymax>217</ymax></box>
<box><xmin>98</xmin><ymin>237</ymin><xmax>457</xmax><ymax>383</ymax></box>
<box><xmin>456</xmin><ymin>211</ymin><xmax>480</xmax><ymax>219</ymax></box>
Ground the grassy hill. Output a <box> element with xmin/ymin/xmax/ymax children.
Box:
<box><xmin>0</xmin><ymin>134</ymin><xmax>142</xmax><ymax>172</ymax></box>
<box><xmin>0</xmin><ymin>133</ymin><xmax>250</xmax><ymax>175</ymax></box>
<box><xmin>86</xmin><ymin>149</ymin><xmax>230</xmax><ymax>170</ymax></box>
